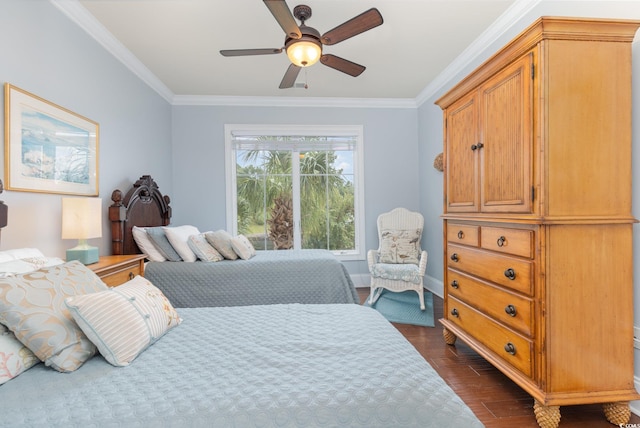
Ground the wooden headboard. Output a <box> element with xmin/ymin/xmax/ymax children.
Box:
<box><xmin>109</xmin><ymin>175</ymin><xmax>171</xmax><ymax>255</ymax></box>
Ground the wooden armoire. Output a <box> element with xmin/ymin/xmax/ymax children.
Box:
<box><xmin>436</xmin><ymin>17</ymin><xmax>640</xmax><ymax>428</ymax></box>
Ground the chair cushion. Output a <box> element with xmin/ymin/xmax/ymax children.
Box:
<box><xmin>379</xmin><ymin>229</ymin><xmax>422</xmax><ymax>264</ymax></box>
<box><xmin>371</xmin><ymin>263</ymin><xmax>422</xmax><ymax>284</ymax></box>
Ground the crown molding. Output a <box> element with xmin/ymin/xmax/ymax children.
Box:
<box><xmin>52</xmin><ymin>0</ymin><xmax>536</xmax><ymax>109</ymax></box>
<box><xmin>50</xmin><ymin>0</ymin><xmax>174</xmax><ymax>103</ymax></box>
<box><xmin>415</xmin><ymin>0</ymin><xmax>541</xmax><ymax>107</ymax></box>
<box><xmin>172</xmin><ymin>95</ymin><xmax>417</xmax><ymax>109</ymax></box>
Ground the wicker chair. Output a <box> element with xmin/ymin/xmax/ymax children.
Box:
<box><xmin>367</xmin><ymin>208</ymin><xmax>428</xmax><ymax>310</ymax></box>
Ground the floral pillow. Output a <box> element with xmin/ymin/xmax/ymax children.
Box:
<box><xmin>230</xmin><ymin>234</ymin><xmax>257</xmax><ymax>260</ymax></box>
<box><xmin>187</xmin><ymin>233</ymin><xmax>224</xmax><ymax>262</ymax></box>
<box><xmin>65</xmin><ymin>276</ymin><xmax>182</xmax><ymax>367</ymax></box>
<box><xmin>0</xmin><ymin>330</ymin><xmax>39</xmax><ymax>385</ymax></box>
<box><xmin>0</xmin><ymin>260</ymin><xmax>108</xmax><ymax>372</ymax></box>
<box><xmin>379</xmin><ymin>228</ymin><xmax>422</xmax><ymax>264</ymax></box>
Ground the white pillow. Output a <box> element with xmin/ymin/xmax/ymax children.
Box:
<box><xmin>230</xmin><ymin>235</ymin><xmax>257</xmax><ymax>260</ymax></box>
<box><xmin>0</xmin><ymin>257</ymin><xmax>65</xmax><ymax>278</ymax></box>
<box><xmin>163</xmin><ymin>225</ymin><xmax>200</xmax><ymax>263</ymax></box>
<box><xmin>65</xmin><ymin>276</ymin><xmax>182</xmax><ymax>367</ymax></box>
<box><xmin>0</xmin><ymin>248</ymin><xmax>45</xmax><ymax>264</ymax></box>
<box><xmin>132</xmin><ymin>226</ymin><xmax>166</xmax><ymax>262</ymax></box>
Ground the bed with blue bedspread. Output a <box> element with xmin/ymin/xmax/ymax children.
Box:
<box><xmin>109</xmin><ymin>176</ymin><xmax>358</xmax><ymax>308</ymax></box>
<box><xmin>144</xmin><ymin>249</ymin><xmax>358</xmax><ymax>307</ymax></box>
<box><xmin>1</xmin><ymin>303</ymin><xmax>483</xmax><ymax>427</ymax></box>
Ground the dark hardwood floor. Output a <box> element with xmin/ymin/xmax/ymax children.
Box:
<box><xmin>357</xmin><ymin>288</ymin><xmax>640</xmax><ymax>427</ymax></box>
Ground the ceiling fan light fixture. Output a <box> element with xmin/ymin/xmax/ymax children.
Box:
<box><xmin>286</xmin><ymin>37</ymin><xmax>321</xmax><ymax>67</ymax></box>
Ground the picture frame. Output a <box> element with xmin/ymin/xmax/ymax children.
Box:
<box><xmin>4</xmin><ymin>83</ymin><xmax>99</xmax><ymax>196</ymax></box>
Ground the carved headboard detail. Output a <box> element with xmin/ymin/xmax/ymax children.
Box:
<box><xmin>109</xmin><ymin>175</ymin><xmax>171</xmax><ymax>255</ymax></box>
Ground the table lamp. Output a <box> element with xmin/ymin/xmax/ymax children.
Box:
<box><xmin>62</xmin><ymin>197</ymin><xmax>102</xmax><ymax>264</ymax></box>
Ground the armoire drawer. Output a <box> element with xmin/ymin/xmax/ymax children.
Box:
<box><xmin>447</xmin><ymin>296</ymin><xmax>533</xmax><ymax>377</ymax></box>
<box><xmin>481</xmin><ymin>226</ymin><xmax>534</xmax><ymax>258</ymax></box>
<box><xmin>447</xmin><ymin>270</ymin><xmax>534</xmax><ymax>336</ymax></box>
<box><xmin>447</xmin><ymin>244</ymin><xmax>533</xmax><ymax>296</ymax></box>
<box><xmin>447</xmin><ymin>223</ymin><xmax>480</xmax><ymax>247</ymax></box>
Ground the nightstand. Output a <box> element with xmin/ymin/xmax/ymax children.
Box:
<box><xmin>89</xmin><ymin>254</ymin><xmax>146</xmax><ymax>287</ymax></box>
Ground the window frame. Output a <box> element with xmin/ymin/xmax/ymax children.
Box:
<box><xmin>224</xmin><ymin>124</ymin><xmax>365</xmax><ymax>261</ymax></box>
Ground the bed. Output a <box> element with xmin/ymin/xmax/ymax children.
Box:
<box><xmin>109</xmin><ymin>175</ymin><xmax>358</xmax><ymax>307</ymax></box>
<box><xmin>0</xmin><ymin>302</ymin><xmax>482</xmax><ymax>427</ymax></box>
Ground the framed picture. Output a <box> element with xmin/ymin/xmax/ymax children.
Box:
<box><xmin>4</xmin><ymin>83</ymin><xmax>99</xmax><ymax>196</ymax></box>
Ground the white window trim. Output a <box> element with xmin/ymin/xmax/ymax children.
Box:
<box><xmin>224</xmin><ymin>124</ymin><xmax>365</xmax><ymax>261</ymax></box>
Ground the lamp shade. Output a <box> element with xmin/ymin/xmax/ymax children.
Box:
<box><xmin>62</xmin><ymin>197</ymin><xmax>102</xmax><ymax>239</ymax></box>
<box><xmin>62</xmin><ymin>197</ymin><xmax>102</xmax><ymax>264</ymax></box>
<box><xmin>286</xmin><ymin>39</ymin><xmax>321</xmax><ymax>67</ymax></box>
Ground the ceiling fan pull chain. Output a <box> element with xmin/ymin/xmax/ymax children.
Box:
<box><xmin>304</xmin><ymin>68</ymin><xmax>309</xmax><ymax>89</ymax></box>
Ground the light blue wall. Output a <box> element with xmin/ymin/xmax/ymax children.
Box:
<box><xmin>0</xmin><ymin>0</ymin><xmax>172</xmax><ymax>257</ymax></box>
<box><xmin>171</xmin><ymin>105</ymin><xmax>419</xmax><ymax>275</ymax></box>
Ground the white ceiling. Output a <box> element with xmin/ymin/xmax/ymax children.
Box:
<box><xmin>60</xmin><ymin>0</ymin><xmax>522</xmax><ymax>103</ymax></box>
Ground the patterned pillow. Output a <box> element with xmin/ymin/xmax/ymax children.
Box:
<box><xmin>379</xmin><ymin>229</ymin><xmax>422</xmax><ymax>264</ymax></box>
<box><xmin>0</xmin><ymin>260</ymin><xmax>108</xmax><ymax>372</ymax></box>
<box><xmin>146</xmin><ymin>227</ymin><xmax>182</xmax><ymax>261</ymax></box>
<box><xmin>132</xmin><ymin>226</ymin><xmax>166</xmax><ymax>262</ymax></box>
<box><xmin>0</xmin><ymin>331</ymin><xmax>39</xmax><ymax>384</ymax></box>
<box><xmin>163</xmin><ymin>225</ymin><xmax>200</xmax><ymax>263</ymax></box>
<box><xmin>187</xmin><ymin>233</ymin><xmax>224</xmax><ymax>262</ymax></box>
<box><xmin>65</xmin><ymin>276</ymin><xmax>182</xmax><ymax>367</ymax></box>
<box><xmin>205</xmin><ymin>230</ymin><xmax>238</xmax><ymax>260</ymax></box>
<box><xmin>230</xmin><ymin>234</ymin><xmax>257</xmax><ymax>260</ymax></box>
<box><xmin>0</xmin><ymin>257</ymin><xmax>65</xmax><ymax>278</ymax></box>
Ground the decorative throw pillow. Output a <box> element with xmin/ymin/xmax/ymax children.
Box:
<box><xmin>187</xmin><ymin>233</ymin><xmax>224</xmax><ymax>262</ymax></box>
<box><xmin>0</xmin><ymin>260</ymin><xmax>108</xmax><ymax>372</ymax></box>
<box><xmin>205</xmin><ymin>230</ymin><xmax>238</xmax><ymax>260</ymax></box>
<box><xmin>65</xmin><ymin>276</ymin><xmax>182</xmax><ymax>367</ymax></box>
<box><xmin>132</xmin><ymin>226</ymin><xmax>166</xmax><ymax>262</ymax></box>
<box><xmin>146</xmin><ymin>227</ymin><xmax>182</xmax><ymax>261</ymax></box>
<box><xmin>379</xmin><ymin>229</ymin><xmax>422</xmax><ymax>264</ymax></box>
<box><xmin>230</xmin><ymin>234</ymin><xmax>256</xmax><ymax>260</ymax></box>
<box><xmin>0</xmin><ymin>331</ymin><xmax>39</xmax><ymax>385</ymax></box>
<box><xmin>163</xmin><ymin>225</ymin><xmax>200</xmax><ymax>262</ymax></box>
<box><xmin>0</xmin><ymin>248</ymin><xmax>46</xmax><ymax>264</ymax></box>
<box><xmin>0</xmin><ymin>257</ymin><xmax>65</xmax><ymax>278</ymax></box>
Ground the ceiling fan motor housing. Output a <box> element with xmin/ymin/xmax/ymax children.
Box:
<box><xmin>285</xmin><ymin>24</ymin><xmax>322</xmax><ymax>66</ymax></box>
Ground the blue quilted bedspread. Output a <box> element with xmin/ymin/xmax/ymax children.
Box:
<box><xmin>1</xmin><ymin>304</ymin><xmax>483</xmax><ymax>427</ymax></box>
<box><xmin>144</xmin><ymin>249</ymin><xmax>359</xmax><ymax>307</ymax></box>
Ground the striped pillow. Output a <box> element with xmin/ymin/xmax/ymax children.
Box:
<box><xmin>65</xmin><ymin>276</ymin><xmax>181</xmax><ymax>367</ymax></box>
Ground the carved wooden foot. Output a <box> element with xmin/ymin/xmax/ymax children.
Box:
<box><xmin>442</xmin><ymin>327</ymin><xmax>457</xmax><ymax>345</ymax></box>
<box><xmin>603</xmin><ymin>401</ymin><xmax>630</xmax><ymax>425</ymax></box>
<box><xmin>533</xmin><ymin>400</ymin><xmax>560</xmax><ymax>428</ymax></box>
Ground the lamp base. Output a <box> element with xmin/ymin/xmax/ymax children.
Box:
<box><xmin>66</xmin><ymin>246</ymin><xmax>99</xmax><ymax>265</ymax></box>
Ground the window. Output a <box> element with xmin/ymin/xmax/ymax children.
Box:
<box><xmin>225</xmin><ymin>124</ymin><xmax>365</xmax><ymax>260</ymax></box>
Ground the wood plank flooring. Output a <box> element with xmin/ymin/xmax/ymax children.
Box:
<box><xmin>357</xmin><ymin>288</ymin><xmax>640</xmax><ymax>427</ymax></box>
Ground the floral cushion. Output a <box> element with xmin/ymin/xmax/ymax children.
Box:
<box><xmin>379</xmin><ymin>229</ymin><xmax>422</xmax><ymax>264</ymax></box>
<box><xmin>230</xmin><ymin>234</ymin><xmax>256</xmax><ymax>260</ymax></box>
<box><xmin>187</xmin><ymin>233</ymin><xmax>224</xmax><ymax>262</ymax></box>
<box><xmin>65</xmin><ymin>276</ymin><xmax>182</xmax><ymax>367</ymax></box>
<box><xmin>370</xmin><ymin>263</ymin><xmax>422</xmax><ymax>285</ymax></box>
<box><xmin>0</xmin><ymin>261</ymin><xmax>108</xmax><ymax>372</ymax></box>
<box><xmin>0</xmin><ymin>330</ymin><xmax>39</xmax><ymax>384</ymax></box>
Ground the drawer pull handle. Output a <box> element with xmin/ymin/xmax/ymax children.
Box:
<box><xmin>451</xmin><ymin>280</ymin><xmax>459</xmax><ymax>289</ymax></box>
<box><xmin>450</xmin><ymin>308</ymin><xmax>459</xmax><ymax>318</ymax></box>
<box><xmin>450</xmin><ymin>253</ymin><xmax>459</xmax><ymax>262</ymax></box>
<box><xmin>457</xmin><ymin>230</ymin><xmax>464</xmax><ymax>239</ymax></box>
<box><xmin>470</xmin><ymin>142</ymin><xmax>484</xmax><ymax>151</ymax></box>
<box><xmin>129</xmin><ymin>272</ymin><xmax>134</xmax><ymax>280</ymax></box>
<box><xmin>504</xmin><ymin>268</ymin><xmax>516</xmax><ymax>280</ymax></box>
<box><xmin>496</xmin><ymin>236</ymin><xmax>506</xmax><ymax>247</ymax></box>
<box><xmin>504</xmin><ymin>304</ymin><xmax>517</xmax><ymax>317</ymax></box>
<box><xmin>504</xmin><ymin>342</ymin><xmax>517</xmax><ymax>355</ymax></box>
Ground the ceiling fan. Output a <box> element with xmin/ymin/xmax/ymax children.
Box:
<box><xmin>220</xmin><ymin>0</ymin><xmax>383</xmax><ymax>89</ymax></box>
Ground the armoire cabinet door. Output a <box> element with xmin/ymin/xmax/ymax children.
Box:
<box><xmin>479</xmin><ymin>52</ymin><xmax>533</xmax><ymax>213</ymax></box>
<box><xmin>445</xmin><ymin>92</ymin><xmax>479</xmax><ymax>212</ymax></box>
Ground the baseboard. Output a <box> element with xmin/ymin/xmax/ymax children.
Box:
<box><xmin>631</xmin><ymin>377</ymin><xmax>640</xmax><ymax>416</ymax></box>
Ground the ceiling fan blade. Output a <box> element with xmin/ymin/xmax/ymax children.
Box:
<box><xmin>320</xmin><ymin>54</ymin><xmax>365</xmax><ymax>77</ymax></box>
<box><xmin>220</xmin><ymin>48</ymin><xmax>283</xmax><ymax>57</ymax></box>
<box><xmin>321</xmin><ymin>8</ymin><xmax>383</xmax><ymax>45</ymax></box>
<box><xmin>279</xmin><ymin>63</ymin><xmax>301</xmax><ymax>88</ymax></box>
<box><xmin>263</xmin><ymin>0</ymin><xmax>302</xmax><ymax>39</ymax></box>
